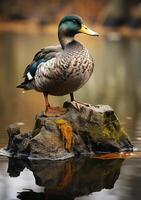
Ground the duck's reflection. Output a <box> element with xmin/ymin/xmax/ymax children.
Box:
<box><xmin>7</xmin><ymin>157</ymin><xmax>124</xmax><ymax>200</ymax></box>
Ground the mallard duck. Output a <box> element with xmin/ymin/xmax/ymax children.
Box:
<box><xmin>17</xmin><ymin>15</ymin><xmax>99</xmax><ymax>114</ymax></box>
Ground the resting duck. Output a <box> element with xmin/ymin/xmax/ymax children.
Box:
<box><xmin>17</xmin><ymin>15</ymin><xmax>99</xmax><ymax>114</ymax></box>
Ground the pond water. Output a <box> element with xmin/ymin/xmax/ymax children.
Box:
<box><xmin>0</xmin><ymin>32</ymin><xmax>141</xmax><ymax>200</ymax></box>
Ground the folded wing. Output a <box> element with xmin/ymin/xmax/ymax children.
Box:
<box><xmin>17</xmin><ymin>45</ymin><xmax>62</xmax><ymax>90</ymax></box>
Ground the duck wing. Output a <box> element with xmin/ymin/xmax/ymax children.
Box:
<box><xmin>17</xmin><ymin>45</ymin><xmax>62</xmax><ymax>89</ymax></box>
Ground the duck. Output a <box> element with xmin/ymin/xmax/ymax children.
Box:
<box><xmin>17</xmin><ymin>15</ymin><xmax>99</xmax><ymax>115</ymax></box>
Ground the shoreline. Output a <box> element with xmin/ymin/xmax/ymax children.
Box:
<box><xmin>0</xmin><ymin>21</ymin><xmax>141</xmax><ymax>38</ymax></box>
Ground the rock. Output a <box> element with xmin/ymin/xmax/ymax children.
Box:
<box><xmin>7</xmin><ymin>124</ymin><xmax>20</xmax><ymax>150</ymax></box>
<box><xmin>5</xmin><ymin>102</ymin><xmax>133</xmax><ymax>160</ymax></box>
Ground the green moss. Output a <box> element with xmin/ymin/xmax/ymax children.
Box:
<box><xmin>85</xmin><ymin>119</ymin><xmax>127</xmax><ymax>143</ymax></box>
<box><xmin>102</xmin><ymin>125</ymin><xmax>127</xmax><ymax>142</ymax></box>
<box><xmin>103</xmin><ymin>127</ymin><xmax>111</xmax><ymax>138</ymax></box>
<box><xmin>55</xmin><ymin>119</ymin><xmax>68</xmax><ymax>125</ymax></box>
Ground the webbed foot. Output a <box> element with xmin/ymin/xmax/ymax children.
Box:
<box><xmin>44</xmin><ymin>106</ymin><xmax>67</xmax><ymax>117</ymax></box>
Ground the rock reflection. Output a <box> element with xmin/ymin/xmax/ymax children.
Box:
<box><xmin>7</xmin><ymin>157</ymin><xmax>124</xmax><ymax>200</ymax></box>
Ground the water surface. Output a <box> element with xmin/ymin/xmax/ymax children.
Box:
<box><xmin>0</xmin><ymin>32</ymin><xmax>141</xmax><ymax>200</ymax></box>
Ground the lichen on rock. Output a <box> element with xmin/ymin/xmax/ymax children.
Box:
<box><xmin>56</xmin><ymin>119</ymin><xmax>73</xmax><ymax>152</ymax></box>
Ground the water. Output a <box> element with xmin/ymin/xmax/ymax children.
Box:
<box><xmin>0</xmin><ymin>32</ymin><xmax>141</xmax><ymax>200</ymax></box>
<box><xmin>0</xmin><ymin>156</ymin><xmax>141</xmax><ymax>200</ymax></box>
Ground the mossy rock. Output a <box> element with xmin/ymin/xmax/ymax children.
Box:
<box><xmin>5</xmin><ymin>102</ymin><xmax>133</xmax><ymax>160</ymax></box>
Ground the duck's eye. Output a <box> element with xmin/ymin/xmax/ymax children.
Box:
<box><xmin>72</xmin><ymin>19</ymin><xmax>77</xmax><ymax>23</ymax></box>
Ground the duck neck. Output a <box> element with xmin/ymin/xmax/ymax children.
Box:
<box><xmin>58</xmin><ymin>30</ymin><xmax>74</xmax><ymax>49</ymax></box>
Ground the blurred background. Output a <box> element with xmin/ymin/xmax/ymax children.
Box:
<box><xmin>0</xmin><ymin>1</ymin><xmax>141</xmax><ymax>200</ymax></box>
<box><xmin>0</xmin><ymin>0</ymin><xmax>141</xmax><ymax>143</ymax></box>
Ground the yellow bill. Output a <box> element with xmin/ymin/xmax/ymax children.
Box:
<box><xmin>79</xmin><ymin>24</ymin><xmax>99</xmax><ymax>36</ymax></box>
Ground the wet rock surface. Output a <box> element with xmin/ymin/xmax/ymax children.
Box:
<box><xmin>4</xmin><ymin>102</ymin><xmax>133</xmax><ymax>160</ymax></box>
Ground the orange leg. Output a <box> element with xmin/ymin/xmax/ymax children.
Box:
<box><xmin>70</xmin><ymin>93</ymin><xmax>80</xmax><ymax>110</ymax></box>
<box><xmin>43</xmin><ymin>92</ymin><xmax>50</xmax><ymax>113</ymax></box>
<box><xmin>43</xmin><ymin>93</ymin><xmax>66</xmax><ymax>116</ymax></box>
<box><xmin>70</xmin><ymin>93</ymin><xmax>90</xmax><ymax>110</ymax></box>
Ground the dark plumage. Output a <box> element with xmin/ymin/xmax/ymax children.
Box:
<box><xmin>17</xmin><ymin>15</ymin><xmax>99</xmax><ymax>114</ymax></box>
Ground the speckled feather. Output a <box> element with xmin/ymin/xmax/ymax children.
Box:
<box><xmin>18</xmin><ymin>40</ymin><xmax>94</xmax><ymax>96</ymax></box>
<box><xmin>33</xmin><ymin>40</ymin><xmax>94</xmax><ymax>95</ymax></box>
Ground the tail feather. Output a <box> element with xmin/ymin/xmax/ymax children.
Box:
<box><xmin>16</xmin><ymin>82</ymin><xmax>33</xmax><ymax>90</ymax></box>
<box><xmin>17</xmin><ymin>84</ymin><xmax>25</xmax><ymax>89</ymax></box>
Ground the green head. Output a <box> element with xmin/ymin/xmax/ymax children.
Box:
<box><xmin>58</xmin><ymin>15</ymin><xmax>99</xmax><ymax>38</ymax></box>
